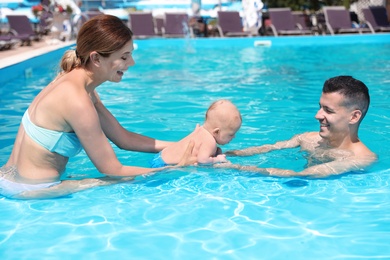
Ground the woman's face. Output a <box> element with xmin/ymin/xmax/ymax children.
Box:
<box><xmin>102</xmin><ymin>40</ymin><xmax>135</xmax><ymax>82</ymax></box>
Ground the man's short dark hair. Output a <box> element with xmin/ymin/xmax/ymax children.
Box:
<box><xmin>323</xmin><ymin>76</ymin><xmax>370</xmax><ymax>120</ymax></box>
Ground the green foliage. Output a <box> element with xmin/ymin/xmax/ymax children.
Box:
<box><xmin>263</xmin><ymin>0</ymin><xmax>358</xmax><ymax>11</ymax></box>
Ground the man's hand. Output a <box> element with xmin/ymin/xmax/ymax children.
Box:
<box><xmin>225</xmin><ymin>150</ymin><xmax>242</xmax><ymax>156</ymax></box>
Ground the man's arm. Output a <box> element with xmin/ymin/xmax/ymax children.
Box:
<box><xmin>226</xmin><ymin>134</ymin><xmax>302</xmax><ymax>156</ymax></box>
<box><xmin>216</xmin><ymin>155</ymin><xmax>376</xmax><ymax>178</ymax></box>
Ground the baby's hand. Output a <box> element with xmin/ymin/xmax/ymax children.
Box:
<box><xmin>215</xmin><ymin>154</ymin><xmax>228</xmax><ymax>163</ymax></box>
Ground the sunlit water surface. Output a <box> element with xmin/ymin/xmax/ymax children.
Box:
<box><xmin>0</xmin><ymin>36</ymin><xmax>389</xmax><ymax>259</ymax></box>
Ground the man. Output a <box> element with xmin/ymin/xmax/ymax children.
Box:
<box><xmin>222</xmin><ymin>76</ymin><xmax>377</xmax><ymax>177</ymax></box>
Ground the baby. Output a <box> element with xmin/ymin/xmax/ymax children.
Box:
<box><xmin>150</xmin><ymin>99</ymin><xmax>242</xmax><ymax>167</ymax></box>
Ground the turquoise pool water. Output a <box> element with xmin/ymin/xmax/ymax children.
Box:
<box><xmin>0</xmin><ymin>35</ymin><xmax>390</xmax><ymax>259</ymax></box>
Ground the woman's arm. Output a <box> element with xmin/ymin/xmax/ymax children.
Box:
<box><xmin>93</xmin><ymin>91</ymin><xmax>172</xmax><ymax>153</ymax></box>
<box><xmin>66</xmin><ymin>91</ymin><xmax>197</xmax><ymax>177</ymax></box>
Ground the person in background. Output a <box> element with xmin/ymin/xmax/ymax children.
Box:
<box><xmin>242</xmin><ymin>0</ymin><xmax>264</xmax><ymax>35</ymax></box>
<box><xmin>150</xmin><ymin>99</ymin><xmax>242</xmax><ymax>167</ymax></box>
<box><xmin>223</xmin><ymin>76</ymin><xmax>377</xmax><ymax>177</ymax></box>
<box><xmin>191</xmin><ymin>0</ymin><xmax>201</xmax><ymax>17</ymax></box>
<box><xmin>0</xmin><ymin>15</ymin><xmax>195</xmax><ymax>200</ymax></box>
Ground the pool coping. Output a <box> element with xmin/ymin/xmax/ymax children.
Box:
<box><xmin>1</xmin><ymin>33</ymin><xmax>390</xmax><ymax>70</ymax></box>
<box><xmin>0</xmin><ymin>40</ymin><xmax>76</xmax><ymax>70</ymax></box>
<box><xmin>1</xmin><ymin>33</ymin><xmax>389</xmax><ymax>85</ymax></box>
<box><xmin>132</xmin><ymin>33</ymin><xmax>390</xmax><ymax>48</ymax></box>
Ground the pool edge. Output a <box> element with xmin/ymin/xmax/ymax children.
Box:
<box><xmin>0</xmin><ymin>40</ymin><xmax>76</xmax><ymax>70</ymax></box>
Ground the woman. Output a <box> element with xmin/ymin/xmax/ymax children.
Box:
<box><xmin>0</xmin><ymin>15</ymin><xmax>195</xmax><ymax>199</ymax></box>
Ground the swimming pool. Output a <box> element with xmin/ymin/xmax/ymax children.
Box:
<box><xmin>0</xmin><ymin>35</ymin><xmax>390</xmax><ymax>259</ymax></box>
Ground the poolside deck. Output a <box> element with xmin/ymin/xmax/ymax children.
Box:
<box><xmin>2</xmin><ymin>33</ymin><xmax>390</xmax><ymax>70</ymax></box>
<box><xmin>0</xmin><ymin>36</ymin><xmax>75</xmax><ymax>69</ymax></box>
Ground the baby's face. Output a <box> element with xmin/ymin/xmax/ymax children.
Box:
<box><xmin>215</xmin><ymin>120</ymin><xmax>241</xmax><ymax>145</ymax></box>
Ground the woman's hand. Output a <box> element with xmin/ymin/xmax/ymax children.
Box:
<box><xmin>177</xmin><ymin>140</ymin><xmax>198</xmax><ymax>166</ymax></box>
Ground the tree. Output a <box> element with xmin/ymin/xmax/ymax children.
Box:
<box><xmin>263</xmin><ymin>0</ymin><xmax>358</xmax><ymax>11</ymax></box>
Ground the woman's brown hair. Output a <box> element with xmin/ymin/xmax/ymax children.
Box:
<box><xmin>60</xmin><ymin>14</ymin><xmax>133</xmax><ymax>73</ymax></box>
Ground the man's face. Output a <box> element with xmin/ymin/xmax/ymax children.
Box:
<box><xmin>314</xmin><ymin>92</ymin><xmax>353</xmax><ymax>140</ymax></box>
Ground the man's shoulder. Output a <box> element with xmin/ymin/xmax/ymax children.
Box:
<box><xmin>294</xmin><ymin>132</ymin><xmax>320</xmax><ymax>142</ymax></box>
<box><xmin>304</xmin><ymin>132</ymin><xmax>320</xmax><ymax>138</ymax></box>
<box><xmin>354</xmin><ymin>142</ymin><xmax>377</xmax><ymax>161</ymax></box>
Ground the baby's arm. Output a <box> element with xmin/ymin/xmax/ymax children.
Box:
<box><xmin>197</xmin><ymin>143</ymin><xmax>227</xmax><ymax>165</ymax></box>
<box><xmin>199</xmin><ymin>153</ymin><xmax>227</xmax><ymax>164</ymax></box>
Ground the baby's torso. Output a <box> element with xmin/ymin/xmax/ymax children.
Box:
<box><xmin>162</xmin><ymin>126</ymin><xmax>215</xmax><ymax>164</ymax></box>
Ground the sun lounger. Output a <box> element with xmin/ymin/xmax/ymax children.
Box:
<box><xmin>267</xmin><ymin>8</ymin><xmax>312</xmax><ymax>36</ymax></box>
<box><xmin>38</xmin><ymin>10</ymin><xmax>54</xmax><ymax>35</ymax></box>
<box><xmin>0</xmin><ymin>34</ymin><xmax>20</xmax><ymax>50</ymax></box>
<box><xmin>155</xmin><ymin>17</ymin><xmax>164</xmax><ymax>36</ymax></box>
<box><xmin>292</xmin><ymin>11</ymin><xmax>310</xmax><ymax>30</ymax></box>
<box><xmin>162</xmin><ymin>13</ymin><xmax>192</xmax><ymax>38</ymax></box>
<box><xmin>6</xmin><ymin>15</ymin><xmax>41</xmax><ymax>45</ymax></box>
<box><xmin>0</xmin><ymin>39</ymin><xmax>5</xmax><ymax>50</ymax></box>
<box><xmin>292</xmin><ymin>11</ymin><xmax>323</xmax><ymax>35</ymax></box>
<box><xmin>323</xmin><ymin>6</ymin><xmax>372</xmax><ymax>35</ymax></box>
<box><xmin>129</xmin><ymin>12</ymin><xmax>158</xmax><ymax>39</ymax></box>
<box><xmin>362</xmin><ymin>6</ymin><xmax>390</xmax><ymax>33</ymax></box>
<box><xmin>217</xmin><ymin>11</ymin><xmax>253</xmax><ymax>37</ymax></box>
